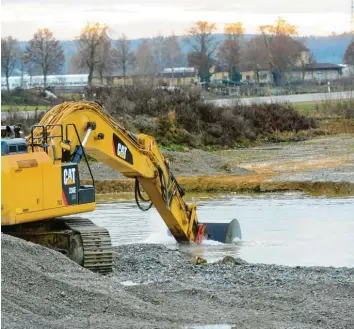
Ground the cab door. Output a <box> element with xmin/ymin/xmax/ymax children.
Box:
<box><xmin>12</xmin><ymin>154</ymin><xmax>43</xmax><ymax>215</ymax></box>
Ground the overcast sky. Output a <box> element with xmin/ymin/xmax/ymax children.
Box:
<box><xmin>1</xmin><ymin>0</ymin><xmax>352</xmax><ymax>40</ymax></box>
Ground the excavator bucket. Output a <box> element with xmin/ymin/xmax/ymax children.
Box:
<box><xmin>203</xmin><ymin>219</ymin><xmax>242</xmax><ymax>243</ymax></box>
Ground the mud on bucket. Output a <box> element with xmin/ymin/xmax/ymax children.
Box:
<box><xmin>203</xmin><ymin>218</ymin><xmax>242</xmax><ymax>243</ymax></box>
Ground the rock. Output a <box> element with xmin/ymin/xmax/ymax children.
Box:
<box><xmin>220</xmin><ymin>256</ymin><xmax>248</xmax><ymax>265</ymax></box>
<box><xmin>190</xmin><ymin>256</ymin><xmax>207</xmax><ymax>265</ymax></box>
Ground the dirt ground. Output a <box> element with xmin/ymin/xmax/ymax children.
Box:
<box><xmin>217</xmin><ymin>135</ymin><xmax>354</xmax><ymax>182</ymax></box>
<box><xmin>79</xmin><ymin>135</ymin><xmax>354</xmax><ymax>195</ymax></box>
<box><xmin>2</xmin><ymin>234</ymin><xmax>354</xmax><ymax>329</ymax></box>
<box><xmin>80</xmin><ymin>135</ymin><xmax>354</xmax><ymax>181</ymax></box>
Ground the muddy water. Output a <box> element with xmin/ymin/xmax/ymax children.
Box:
<box><xmin>86</xmin><ymin>193</ymin><xmax>354</xmax><ymax>267</ymax></box>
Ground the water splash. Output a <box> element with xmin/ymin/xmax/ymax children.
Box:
<box><xmin>143</xmin><ymin>212</ymin><xmax>177</xmax><ymax>245</ymax></box>
<box><xmin>201</xmin><ymin>239</ymin><xmax>225</xmax><ymax>246</ymax></box>
<box><xmin>143</xmin><ymin>232</ymin><xmax>177</xmax><ymax>245</ymax></box>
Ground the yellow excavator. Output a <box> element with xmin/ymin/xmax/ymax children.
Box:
<box><xmin>1</xmin><ymin>101</ymin><xmax>239</xmax><ymax>273</ymax></box>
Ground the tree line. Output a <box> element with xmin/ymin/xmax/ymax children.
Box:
<box><xmin>2</xmin><ymin>17</ymin><xmax>354</xmax><ymax>92</ymax></box>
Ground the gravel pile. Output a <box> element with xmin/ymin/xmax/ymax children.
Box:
<box><xmin>2</xmin><ymin>234</ymin><xmax>354</xmax><ymax>329</ymax></box>
<box><xmin>271</xmin><ymin>165</ymin><xmax>354</xmax><ymax>184</ymax></box>
<box><xmin>79</xmin><ymin>149</ymin><xmax>253</xmax><ymax>180</ymax></box>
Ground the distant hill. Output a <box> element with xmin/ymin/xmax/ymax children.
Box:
<box><xmin>14</xmin><ymin>34</ymin><xmax>352</xmax><ymax>75</ymax></box>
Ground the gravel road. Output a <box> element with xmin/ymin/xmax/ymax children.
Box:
<box><xmin>208</xmin><ymin>90</ymin><xmax>354</xmax><ymax>107</ymax></box>
<box><xmin>2</xmin><ymin>234</ymin><xmax>354</xmax><ymax>329</ymax></box>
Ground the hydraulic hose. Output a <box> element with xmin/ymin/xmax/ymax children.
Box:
<box><xmin>134</xmin><ymin>178</ymin><xmax>153</xmax><ymax>211</ymax></box>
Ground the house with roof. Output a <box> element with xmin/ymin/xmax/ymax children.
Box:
<box><xmin>291</xmin><ymin>63</ymin><xmax>343</xmax><ymax>82</ymax></box>
<box><xmin>238</xmin><ymin>37</ymin><xmax>343</xmax><ymax>84</ymax></box>
<box><xmin>92</xmin><ymin>67</ymin><xmax>198</xmax><ymax>86</ymax></box>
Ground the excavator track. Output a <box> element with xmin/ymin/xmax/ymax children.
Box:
<box><xmin>2</xmin><ymin>217</ymin><xmax>113</xmax><ymax>275</ymax></box>
<box><xmin>63</xmin><ymin>217</ymin><xmax>113</xmax><ymax>274</ymax></box>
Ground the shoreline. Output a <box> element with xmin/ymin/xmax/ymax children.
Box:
<box><xmin>86</xmin><ymin>176</ymin><xmax>354</xmax><ymax>198</ymax></box>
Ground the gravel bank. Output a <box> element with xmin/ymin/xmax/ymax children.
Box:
<box><xmin>79</xmin><ymin>136</ymin><xmax>354</xmax><ymax>190</ymax></box>
<box><xmin>271</xmin><ymin>165</ymin><xmax>354</xmax><ymax>184</ymax></box>
<box><xmin>220</xmin><ymin>135</ymin><xmax>354</xmax><ymax>185</ymax></box>
<box><xmin>2</xmin><ymin>234</ymin><xmax>354</xmax><ymax>329</ymax></box>
<box><xmin>79</xmin><ymin>149</ymin><xmax>254</xmax><ymax>180</ymax></box>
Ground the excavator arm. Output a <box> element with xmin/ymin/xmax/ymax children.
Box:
<box><xmin>28</xmin><ymin>101</ymin><xmax>208</xmax><ymax>243</ymax></box>
<box><xmin>2</xmin><ymin>101</ymin><xmax>239</xmax><ymax>273</ymax></box>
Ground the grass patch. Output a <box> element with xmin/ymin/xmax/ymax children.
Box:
<box><xmin>292</xmin><ymin>99</ymin><xmax>354</xmax><ymax>117</ymax></box>
<box><xmin>292</xmin><ymin>102</ymin><xmax>320</xmax><ymax>116</ymax></box>
<box><xmin>58</xmin><ymin>93</ymin><xmax>83</xmax><ymax>101</ymax></box>
<box><xmin>261</xmin><ymin>181</ymin><xmax>354</xmax><ymax>197</ymax></box>
<box><xmin>1</xmin><ymin>105</ymin><xmax>50</xmax><ymax>112</ymax></box>
<box><xmin>317</xmin><ymin>118</ymin><xmax>354</xmax><ymax>135</ymax></box>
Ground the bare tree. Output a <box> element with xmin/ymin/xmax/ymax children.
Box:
<box><xmin>152</xmin><ymin>35</ymin><xmax>166</xmax><ymax>73</ymax></box>
<box><xmin>298</xmin><ymin>46</ymin><xmax>316</xmax><ymax>80</ymax></box>
<box><xmin>95</xmin><ymin>38</ymin><xmax>114</xmax><ymax>84</ymax></box>
<box><xmin>76</xmin><ymin>23</ymin><xmax>109</xmax><ymax>86</ymax></box>
<box><xmin>217</xmin><ymin>40</ymin><xmax>241</xmax><ymax>78</ymax></box>
<box><xmin>134</xmin><ymin>39</ymin><xmax>156</xmax><ymax>76</ymax></box>
<box><xmin>113</xmin><ymin>34</ymin><xmax>136</xmax><ymax>85</ymax></box>
<box><xmin>243</xmin><ymin>37</ymin><xmax>269</xmax><ymax>83</ymax></box>
<box><xmin>17</xmin><ymin>54</ymin><xmax>27</xmax><ymax>88</ymax></box>
<box><xmin>259</xmin><ymin>17</ymin><xmax>300</xmax><ymax>85</ymax></box>
<box><xmin>217</xmin><ymin>23</ymin><xmax>245</xmax><ymax>78</ymax></box>
<box><xmin>25</xmin><ymin>28</ymin><xmax>64</xmax><ymax>89</ymax></box>
<box><xmin>23</xmin><ymin>53</ymin><xmax>41</xmax><ymax>86</ymax></box>
<box><xmin>344</xmin><ymin>40</ymin><xmax>354</xmax><ymax>65</ymax></box>
<box><xmin>67</xmin><ymin>53</ymin><xmax>81</xmax><ymax>74</ymax></box>
<box><xmin>163</xmin><ymin>34</ymin><xmax>184</xmax><ymax>74</ymax></box>
<box><xmin>185</xmin><ymin>21</ymin><xmax>217</xmax><ymax>76</ymax></box>
<box><xmin>187</xmin><ymin>52</ymin><xmax>209</xmax><ymax>77</ymax></box>
<box><xmin>152</xmin><ymin>33</ymin><xmax>184</xmax><ymax>76</ymax></box>
<box><xmin>1</xmin><ymin>36</ymin><xmax>21</xmax><ymax>92</ymax></box>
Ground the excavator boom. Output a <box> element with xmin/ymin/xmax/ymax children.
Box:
<box><xmin>1</xmin><ymin>101</ymin><xmax>239</xmax><ymax>273</ymax></box>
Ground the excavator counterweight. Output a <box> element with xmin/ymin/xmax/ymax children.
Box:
<box><xmin>1</xmin><ymin>101</ymin><xmax>240</xmax><ymax>273</ymax></box>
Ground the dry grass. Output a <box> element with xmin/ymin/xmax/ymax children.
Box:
<box><xmin>176</xmin><ymin>174</ymin><xmax>272</xmax><ymax>193</ymax></box>
<box><xmin>83</xmin><ymin>180</ymin><xmax>134</xmax><ymax>194</ymax></box>
<box><xmin>317</xmin><ymin>118</ymin><xmax>354</xmax><ymax>135</ymax></box>
<box><xmin>94</xmin><ymin>85</ymin><xmax>316</xmax><ymax>148</ymax></box>
<box><xmin>83</xmin><ymin>173</ymin><xmax>354</xmax><ymax>197</ymax></box>
<box><xmin>261</xmin><ymin>181</ymin><xmax>354</xmax><ymax>197</ymax></box>
<box><xmin>83</xmin><ymin>174</ymin><xmax>271</xmax><ymax>194</ymax></box>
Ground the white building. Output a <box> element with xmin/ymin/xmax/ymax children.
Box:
<box><xmin>1</xmin><ymin>74</ymin><xmax>89</xmax><ymax>90</ymax></box>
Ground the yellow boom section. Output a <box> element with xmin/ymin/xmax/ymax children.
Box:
<box><xmin>28</xmin><ymin>101</ymin><xmax>199</xmax><ymax>242</ymax></box>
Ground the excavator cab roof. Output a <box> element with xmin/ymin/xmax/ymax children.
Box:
<box><xmin>1</xmin><ymin>139</ymin><xmax>28</xmax><ymax>156</ymax></box>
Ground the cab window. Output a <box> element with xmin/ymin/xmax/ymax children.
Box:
<box><xmin>1</xmin><ymin>141</ymin><xmax>8</xmax><ymax>156</ymax></box>
<box><xmin>9</xmin><ymin>145</ymin><xmax>17</xmax><ymax>154</ymax></box>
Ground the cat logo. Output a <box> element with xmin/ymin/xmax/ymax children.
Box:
<box><xmin>63</xmin><ymin>168</ymin><xmax>76</xmax><ymax>185</ymax></box>
<box><xmin>117</xmin><ymin>143</ymin><xmax>127</xmax><ymax>160</ymax></box>
<box><xmin>113</xmin><ymin>133</ymin><xmax>133</xmax><ymax>164</ymax></box>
